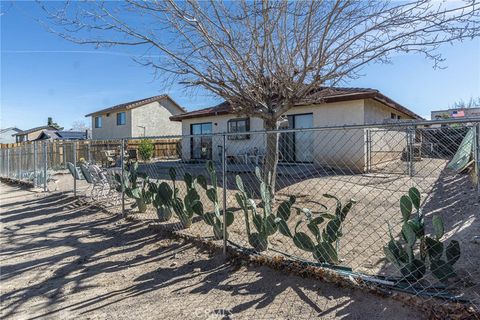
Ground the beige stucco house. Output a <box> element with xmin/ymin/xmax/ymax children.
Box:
<box><xmin>170</xmin><ymin>87</ymin><xmax>422</xmax><ymax>173</ymax></box>
<box><xmin>86</xmin><ymin>95</ymin><xmax>186</xmax><ymax>140</ymax></box>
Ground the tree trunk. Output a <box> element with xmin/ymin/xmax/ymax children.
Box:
<box><xmin>263</xmin><ymin>118</ymin><xmax>279</xmax><ymax>197</ymax></box>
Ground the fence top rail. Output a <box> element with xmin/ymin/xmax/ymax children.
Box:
<box><xmin>1</xmin><ymin>118</ymin><xmax>478</xmax><ymax>147</ymax></box>
<box><xmin>106</xmin><ymin>117</ymin><xmax>480</xmax><ymax>141</ymax></box>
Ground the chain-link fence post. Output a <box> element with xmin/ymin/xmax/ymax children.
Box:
<box><xmin>365</xmin><ymin>128</ymin><xmax>371</xmax><ymax>173</ymax></box>
<box><xmin>33</xmin><ymin>142</ymin><xmax>38</xmax><ymax>187</ymax></box>
<box><xmin>2</xmin><ymin>148</ymin><xmax>5</xmax><ymax>177</ymax></box>
<box><xmin>121</xmin><ymin>139</ymin><xmax>126</xmax><ymax>216</ymax></box>
<box><xmin>6</xmin><ymin>148</ymin><xmax>10</xmax><ymax>178</ymax></box>
<box><xmin>43</xmin><ymin>141</ymin><xmax>47</xmax><ymax>192</ymax></box>
<box><xmin>407</xmin><ymin>126</ymin><xmax>414</xmax><ymax>177</ymax></box>
<box><xmin>17</xmin><ymin>147</ymin><xmax>21</xmax><ymax>180</ymax></box>
<box><xmin>73</xmin><ymin>141</ymin><xmax>77</xmax><ymax>198</ymax></box>
<box><xmin>475</xmin><ymin>123</ymin><xmax>480</xmax><ymax>202</ymax></box>
<box><xmin>412</xmin><ymin>125</ymin><xmax>417</xmax><ymax>176</ymax></box>
<box><xmin>222</xmin><ymin>134</ymin><xmax>227</xmax><ymax>256</ymax></box>
<box><xmin>3</xmin><ymin>149</ymin><xmax>5</xmax><ymax>177</ymax></box>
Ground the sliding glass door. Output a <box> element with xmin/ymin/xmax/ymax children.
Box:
<box><xmin>294</xmin><ymin>114</ymin><xmax>313</xmax><ymax>162</ymax></box>
<box><xmin>279</xmin><ymin>113</ymin><xmax>313</xmax><ymax>163</ymax></box>
<box><xmin>191</xmin><ymin>123</ymin><xmax>213</xmax><ymax>160</ymax></box>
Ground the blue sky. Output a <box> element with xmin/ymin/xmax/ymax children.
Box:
<box><xmin>1</xmin><ymin>1</ymin><xmax>479</xmax><ymax>130</ymax></box>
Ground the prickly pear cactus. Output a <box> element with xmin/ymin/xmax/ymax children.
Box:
<box><xmin>235</xmin><ymin>170</ymin><xmax>295</xmax><ymax>252</ymax></box>
<box><xmin>198</xmin><ymin>161</ymin><xmax>234</xmax><ymax>240</ymax></box>
<box><xmin>116</xmin><ymin>162</ymin><xmax>152</xmax><ymax>213</ymax></box>
<box><xmin>150</xmin><ymin>181</ymin><xmax>175</xmax><ymax>222</ymax></box>
<box><xmin>282</xmin><ymin>195</ymin><xmax>356</xmax><ymax>265</ymax></box>
<box><xmin>384</xmin><ymin>187</ymin><xmax>461</xmax><ymax>282</ymax></box>
<box><xmin>167</xmin><ymin>169</ymin><xmax>204</xmax><ymax>229</ymax></box>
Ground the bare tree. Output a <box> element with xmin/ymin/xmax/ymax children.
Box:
<box><xmin>40</xmin><ymin>0</ymin><xmax>480</xmax><ymax>191</ymax></box>
<box><xmin>71</xmin><ymin>120</ymin><xmax>89</xmax><ymax>131</ymax></box>
<box><xmin>453</xmin><ymin>97</ymin><xmax>480</xmax><ymax>109</ymax></box>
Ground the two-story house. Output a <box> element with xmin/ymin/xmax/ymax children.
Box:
<box><xmin>85</xmin><ymin>95</ymin><xmax>186</xmax><ymax>140</ymax></box>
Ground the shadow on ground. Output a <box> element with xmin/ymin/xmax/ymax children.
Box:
<box><xmin>377</xmin><ymin>166</ymin><xmax>480</xmax><ymax>305</ymax></box>
<box><xmin>0</xmin><ymin>184</ymin><xmax>421</xmax><ymax>319</ymax></box>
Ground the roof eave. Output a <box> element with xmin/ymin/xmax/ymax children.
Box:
<box><xmin>170</xmin><ymin>93</ymin><xmax>380</xmax><ymax>121</ymax></box>
<box><xmin>372</xmin><ymin>93</ymin><xmax>423</xmax><ymax>120</ymax></box>
<box><xmin>85</xmin><ymin>95</ymin><xmax>186</xmax><ymax>117</ymax></box>
<box><xmin>170</xmin><ymin>110</ymin><xmax>231</xmax><ymax>121</ymax></box>
<box><xmin>85</xmin><ymin>107</ymin><xmax>128</xmax><ymax>118</ymax></box>
<box><xmin>170</xmin><ymin>90</ymin><xmax>422</xmax><ymax>122</ymax></box>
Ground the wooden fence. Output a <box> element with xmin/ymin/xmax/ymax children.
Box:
<box><xmin>0</xmin><ymin>138</ymin><xmax>181</xmax><ymax>170</ymax></box>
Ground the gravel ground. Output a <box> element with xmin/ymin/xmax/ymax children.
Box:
<box><xmin>0</xmin><ymin>182</ymin><xmax>424</xmax><ymax>319</ymax></box>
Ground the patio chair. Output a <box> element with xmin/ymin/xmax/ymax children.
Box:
<box><xmin>79</xmin><ymin>164</ymin><xmax>110</xmax><ymax>200</ymax></box>
<box><xmin>102</xmin><ymin>150</ymin><xmax>117</xmax><ymax>167</ymax></box>
<box><xmin>66</xmin><ymin>162</ymin><xmax>84</xmax><ymax>180</ymax></box>
<box><xmin>97</xmin><ymin>167</ymin><xmax>122</xmax><ymax>206</ymax></box>
<box><xmin>237</xmin><ymin>148</ymin><xmax>250</xmax><ymax>164</ymax></box>
<box><xmin>90</xmin><ymin>164</ymin><xmax>119</xmax><ymax>201</ymax></box>
<box><xmin>79</xmin><ymin>164</ymin><xmax>94</xmax><ymax>184</ymax></box>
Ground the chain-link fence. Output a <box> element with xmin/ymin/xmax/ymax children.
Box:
<box><xmin>1</xmin><ymin>118</ymin><xmax>479</xmax><ymax>316</ymax></box>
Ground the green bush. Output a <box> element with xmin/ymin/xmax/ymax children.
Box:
<box><xmin>138</xmin><ymin>139</ymin><xmax>154</xmax><ymax>161</ymax></box>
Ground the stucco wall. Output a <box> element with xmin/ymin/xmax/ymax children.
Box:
<box><xmin>91</xmin><ymin>110</ymin><xmax>132</xmax><ymax>140</ymax></box>
<box><xmin>131</xmin><ymin>100</ymin><xmax>182</xmax><ymax>137</ymax></box>
<box><xmin>90</xmin><ymin>98</ymin><xmax>183</xmax><ymax>140</ymax></box>
<box><xmin>364</xmin><ymin>98</ymin><xmax>415</xmax><ymax>123</ymax></box>
<box><xmin>179</xmin><ymin>115</ymin><xmax>264</xmax><ymax>162</ymax></box>
<box><xmin>0</xmin><ymin>130</ymin><xmax>18</xmax><ymax>144</ymax></box>
<box><xmin>363</xmin><ymin>99</ymin><xmax>411</xmax><ymax>167</ymax></box>
<box><xmin>289</xmin><ymin>101</ymin><xmax>366</xmax><ymax>172</ymax></box>
<box><xmin>179</xmin><ymin>100</ymin><xmax>367</xmax><ymax>172</ymax></box>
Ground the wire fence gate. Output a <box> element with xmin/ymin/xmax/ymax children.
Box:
<box><xmin>1</xmin><ymin>118</ymin><xmax>479</xmax><ymax>316</ymax></box>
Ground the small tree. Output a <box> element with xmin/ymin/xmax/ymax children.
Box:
<box><xmin>47</xmin><ymin>117</ymin><xmax>63</xmax><ymax>130</ymax></box>
<box><xmin>42</xmin><ymin>0</ymin><xmax>480</xmax><ymax>192</ymax></box>
<box><xmin>138</xmin><ymin>139</ymin><xmax>154</xmax><ymax>162</ymax></box>
<box><xmin>452</xmin><ymin>97</ymin><xmax>480</xmax><ymax>109</ymax></box>
<box><xmin>71</xmin><ymin>120</ymin><xmax>89</xmax><ymax>131</ymax></box>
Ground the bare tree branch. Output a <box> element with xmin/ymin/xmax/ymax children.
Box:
<box><xmin>39</xmin><ymin>0</ymin><xmax>480</xmax><ymax>189</ymax></box>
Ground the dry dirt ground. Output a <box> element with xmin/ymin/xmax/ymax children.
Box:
<box><xmin>0</xmin><ymin>183</ymin><xmax>425</xmax><ymax>319</ymax></box>
<box><xmin>42</xmin><ymin>158</ymin><xmax>480</xmax><ymax>305</ymax></box>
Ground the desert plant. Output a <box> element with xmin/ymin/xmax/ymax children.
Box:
<box><xmin>138</xmin><ymin>139</ymin><xmax>154</xmax><ymax>161</ymax></box>
<box><xmin>279</xmin><ymin>194</ymin><xmax>356</xmax><ymax>265</ymax></box>
<box><xmin>169</xmin><ymin>167</ymin><xmax>179</xmax><ymax>198</ymax></box>
<box><xmin>116</xmin><ymin>161</ymin><xmax>152</xmax><ymax>213</ymax></box>
<box><xmin>235</xmin><ymin>167</ymin><xmax>295</xmax><ymax>252</ymax></box>
<box><xmin>384</xmin><ymin>187</ymin><xmax>461</xmax><ymax>282</ymax></box>
<box><xmin>168</xmin><ymin>168</ymin><xmax>203</xmax><ymax>228</ymax></box>
<box><xmin>149</xmin><ymin>181</ymin><xmax>174</xmax><ymax>222</ymax></box>
<box><xmin>197</xmin><ymin>161</ymin><xmax>234</xmax><ymax>240</ymax></box>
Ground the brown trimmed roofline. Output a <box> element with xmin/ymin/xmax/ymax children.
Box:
<box><xmin>170</xmin><ymin>87</ymin><xmax>423</xmax><ymax>121</ymax></box>
<box><xmin>85</xmin><ymin>94</ymin><xmax>186</xmax><ymax>117</ymax></box>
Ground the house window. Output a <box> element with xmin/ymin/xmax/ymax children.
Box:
<box><xmin>397</xmin><ymin>115</ymin><xmax>401</xmax><ymax>120</ymax></box>
<box><xmin>94</xmin><ymin>116</ymin><xmax>102</xmax><ymax>128</ymax></box>
<box><xmin>390</xmin><ymin>113</ymin><xmax>396</xmax><ymax>119</ymax></box>
<box><xmin>117</xmin><ymin>112</ymin><xmax>126</xmax><ymax>125</ymax></box>
<box><xmin>227</xmin><ymin>118</ymin><xmax>250</xmax><ymax>140</ymax></box>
